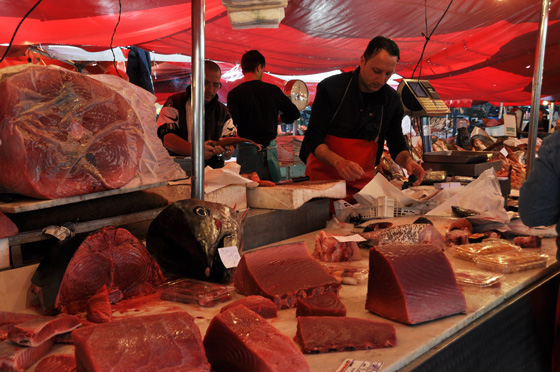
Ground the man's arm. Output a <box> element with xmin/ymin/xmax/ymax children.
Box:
<box><xmin>314</xmin><ymin>144</ymin><xmax>365</xmax><ymax>182</ymax></box>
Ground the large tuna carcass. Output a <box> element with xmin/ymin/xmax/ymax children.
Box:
<box><xmin>0</xmin><ymin>65</ymin><xmax>145</xmax><ymax>199</ymax></box>
<box><xmin>31</xmin><ymin>226</ymin><xmax>164</xmax><ymax>315</ymax></box>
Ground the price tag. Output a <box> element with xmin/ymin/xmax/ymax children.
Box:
<box><xmin>335</xmin><ymin>359</ymin><xmax>383</xmax><ymax>372</ymax></box>
<box><xmin>218</xmin><ymin>246</ymin><xmax>241</xmax><ymax>269</ymax></box>
<box><xmin>500</xmin><ymin>147</ymin><xmax>508</xmax><ymax>157</ymax></box>
<box><xmin>334</xmin><ymin>234</ymin><xmax>367</xmax><ymax>243</ymax></box>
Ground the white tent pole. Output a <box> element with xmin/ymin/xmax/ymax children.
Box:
<box><xmin>191</xmin><ymin>0</ymin><xmax>205</xmax><ymax>200</ymax></box>
<box><xmin>526</xmin><ymin>0</ymin><xmax>550</xmax><ymax>175</ymax></box>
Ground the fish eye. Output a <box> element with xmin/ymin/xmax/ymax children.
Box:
<box><xmin>194</xmin><ymin>206</ymin><xmax>208</xmax><ymax>216</ymax></box>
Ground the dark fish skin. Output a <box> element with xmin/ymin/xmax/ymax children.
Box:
<box><xmin>451</xmin><ymin>205</ymin><xmax>479</xmax><ymax>217</ymax></box>
<box><xmin>146</xmin><ymin>199</ymin><xmax>245</xmax><ymax>283</ymax></box>
<box><xmin>360</xmin><ymin>223</ymin><xmax>444</xmax><ymax>250</ymax></box>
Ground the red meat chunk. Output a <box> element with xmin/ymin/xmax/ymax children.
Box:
<box><xmin>8</xmin><ymin>314</ymin><xmax>81</xmax><ymax>347</ymax></box>
<box><xmin>296</xmin><ymin>292</ymin><xmax>346</xmax><ymax>317</ymax></box>
<box><xmin>366</xmin><ymin>244</ymin><xmax>466</xmax><ymax>324</ymax></box>
<box><xmin>294</xmin><ymin>316</ymin><xmax>396</xmax><ymax>354</ymax></box>
<box><xmin>35</xmin><ymin>354</ymin><xmax>76</xmax><ymax>372</ymax></box>
<box><xmin>86</xmin><ymin>285</ymin><xmax>112</xmax><ymax>323</ymax></box>
<box><xmin>0</xmin><ymin>65</ymin><xmax>144</xmax><ymax>199</ymax></box>
<box><xmin>220</xmin><ymin>296</ymin><xmax>277</xmax><ymax>318</ymax></box>
<box><xmin>72</xmin><ymin>311</ymin><xmax>210</xmax><ymax>372</ymax></box>
<box><xmin>234</xmin><ymin>242</ymin><xmax>341</xmax><ymax>309</ymax></box>
<box><xmin>204</xmin><ymin>305</ymin><xmax>310</xmax><ymax>372</ymax></box>
<box><xmin>0</xmin><ymin>338</ymin><xmax>54</xmax><ymax>372</ymax></box>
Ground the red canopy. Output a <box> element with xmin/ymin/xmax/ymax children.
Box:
<box><xmin>1</xmin><ymin>0</ymin><xmax>559</xmax><ymax>103</ymax></box>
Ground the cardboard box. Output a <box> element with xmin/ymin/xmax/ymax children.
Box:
<box><xmin>485</xmin><ymin>114</ymin><xmax>517</xmax><ymax>137</ymax></box>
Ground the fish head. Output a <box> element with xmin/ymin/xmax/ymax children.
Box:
<box><xmin>146</xmin><ymin>199</ymin><xmax>245</xmax><ymax>283</ymax></box>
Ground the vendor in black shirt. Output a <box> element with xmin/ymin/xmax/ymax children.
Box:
<box><xmin>227</xmin><ymin>50</ymin><xmax>300</xmax><ymax>182</ymax></box>
<box><xmin>301</xmin><ymin>36</ymin><xmax>424</xmax><ymax>200</ymax></box>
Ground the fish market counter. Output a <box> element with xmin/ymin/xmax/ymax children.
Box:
<box><xmin>1</xmin><ymin>216</ymin><xmax>558</xmax><ymax>371</ymax></box>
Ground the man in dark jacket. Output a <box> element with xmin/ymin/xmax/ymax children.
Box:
<box><xmin>301</xmin><ymin>36</ymin><xmax>424</xmax><ymax>199</ymax></box>
<box><xmin>157</xmin><ymin>60</ymin><xmax>236</xmax><ymax>168</ymax></box>
<box><xmin>227</xmin><ymin>50</ymin><xmax>300</xmax><ymax>182</ymax></box>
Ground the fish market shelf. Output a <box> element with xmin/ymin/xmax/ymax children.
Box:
<box><xmin>6</xmin><ymin>207</ymin><xmax>166</xmax><ymax>269</ymax></box>
<box><xmin>1</xmin><ymin>215</ymin><xmax>558</xmax><ymax>371</ymax></box>
<box><xmin>0</xmin><ymin>181</ymin><xmax>168</xmax><ymax>214</ymax></box>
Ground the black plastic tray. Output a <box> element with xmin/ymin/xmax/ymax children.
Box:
<box><xmin>423</xmin><ymin>151</ymin><xmax>493</xmax><ymax>164</ymax></box>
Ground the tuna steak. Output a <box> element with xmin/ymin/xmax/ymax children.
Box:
<box><xmin>72</xmin><ymin>311</ymin><xmax>210</xmax><ymax>372</ymax></box>
<box><xmin>360</xmin><ymin>223</ymin><xmax>445</xmax><ymax>250</ymax></box>
<box><xmin>296</xmin><ymin>292</ymin><xmax>346</xmax><ymax>317</ymax></box>
<box><xmin>203</xmin><ymin>305</ymin><xmax>310</xmax><ymax>372</ymax></box>
<box><xmin>0</xmin><ymin>338</ymin><xmax>54</xmax><ymax>372</ymax></box>
<box><xmin>294</xmin><ymin>316</ymin><xmax>396</xmax><ymax>354</ymax></box>
<box><xmin>0</xmin><ymin>212</ymin><xmax>18</xmax><ymax>238</ymax></box>
<box><xmin>8</xmin><ymin>314</ymin><xmax>81</xmax><ymax>347</ymax></box>
<box><xmin>0</xmin><ymin>65</ymin><xmax>144</xmax><ymax>199</ymax></box>
<box><xmin>35</xmin><ymin>354</ymin><xmax>76</xmax><ymax>372</ymax></box>
<box><xmin>366</xmin><ymin>244</ymin><xmax>466</xmax><ymax>324</ymax></box>
<box><xmin>32</xmin><ymin>226</ymin><xmax>164</xmax><ymax>315</ymax></box>
<box><xmin>86</xmin><ymin>285</ymin><xmax>112</xmax><ymax>323</ymax></box>
<box><xmin>234</xmin><ymin>242</ymin><xmax>341</xmax><ymax>309</ymax></box>
<box><xmin>147</xmin><ymin>199</ymin><xmax>244</xmax><ymax>282</ymax></box>
<box><xmin>220</xmin><ymin>296</ymin><xmax>278</xmax><ymax>318</ymax></box>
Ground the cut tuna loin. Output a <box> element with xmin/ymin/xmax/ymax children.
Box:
<box><xmin>0</xmin><ymin>338</ymin><xmax>54</xmax><ymax>372</ymax></box>
<box><xmin>366</xmin><ymin>244</ymin><xmax>466</xmax><ymax>324</ymax></box>
<box><xmin>294</xmin><ymin>316</ymin><xmax>396</xmax><ymax>354</ymax></box>
<box><xmin>204</xmin><ymin>304</ymin><xmax>310</xmax><ymax>372</ymax></box>
<box><xmin>0</xmin><ymin>65</ymin><xmax>145</xmax><ymax>199</ymax></box>
<box><xmin>72</xmin><ymin>311</ymin><xmax>210</xmax><ymax>372</ymax></box>
<box><xmin>234</xmin><ymin>241</ymin><xmax>341</xmax><ymax>309</ymax></box>
<box><xmin>8</xmin><ymin>314</ymin><xmax>81</xmax><ymax>347</ymax></box>
<box><xmin>35</xmin><ymin>354</ymin><xmax>76</xmax><ymax>372</ymax></box>
<box><xmin>296</xmin><ymin>291</ymin><xmax>346</xmax><ymax>317</ymax></box>
<box><xmin>0</xmin><ymin>212</ymin><xmax>18</xmax><ymax>238</ymax></box>
<box><xmin>220</xmin><ymin>296</ymin><xmax>277</xmax><ymax>318</ymax></box>
<box><xmin>86</xmin><ymin>285</ymin><xmax>112</xmax><ymax>323</ymax></box>
<box><xmin>55</xmin><ymin>226</ymin><xmax>164</xmax><ymax>314</ymax></box>
<box><xmin>313</xmin><ymin>231</ymin><xmax>361</xmax><ymax>262</ymax></box>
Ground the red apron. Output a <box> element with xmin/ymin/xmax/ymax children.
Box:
<box><xmin>305</xmin><ymin>135</ymin><xmax>378</xmax><ymax>201</ymax></box>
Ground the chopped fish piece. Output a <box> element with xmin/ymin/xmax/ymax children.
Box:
<box><xmin>296</xmin><ymin>292</ymin><xmax>346</xmax><ymax>317</ymax></box>
<box><xmin>35</xmin><ymin>354</ymin><xmax>77</xmax><ymax>372</ymax></box>
<box><xmin>0</xmin><ymin>338</ymin><xmax>54</xmax><ymax>372</ymax></box>
<box><xmin>8</xmin><ymin>314</ymin><xmax>81</xmax><ymax>347</ymax></box>
<box><xmin>86</xmin><ymin>285</ymin><xmax>112</xmax><ymax>323</ymax></box>
<box><xmin>72</xmin><ymin>311</ymin><xmax>210</xmax><ymax>372</ymax></box>
<box><xmin>294</xmin><ymin>316</ymin><xmax>396</xmax><ymax>354</ymax></box>
<box><xmin>360</xmin><ymin>223</ymin><xmax>445</xmax><ymax>250</ymax></box>
<box><xmin>220</xmin><ymin>296</ymin><xmax>277</xmax><ymax>318</ymax></box>
<box><xmin>366</xmin><ymin>244</ymin><xmax>466</xmax><ymax>324</ymax></box>
<box><xmin>313</xmin><ymin>231</ymin><xmax>361</xmax><ymax>262</ymax></box>
<box><xmin>234</xmin><ymin>242</ymin><xmax>341</xmax><ymax>309</ymax></box>
<box><xmin>204</xmin><ymin>305</ymin><xmax>310</xmax><ymax>372</ymax></box>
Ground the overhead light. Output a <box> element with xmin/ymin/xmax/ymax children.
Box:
<box><xmin>221</xmin><ymin>0</ymin><xmax>288</xmax><ymax>29</ymax></box>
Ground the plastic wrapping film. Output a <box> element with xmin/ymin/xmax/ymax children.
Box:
<box><xmin>0</xmin><ymin>64</ymin><xmax>185</xmax><ymax>199</ymax></box>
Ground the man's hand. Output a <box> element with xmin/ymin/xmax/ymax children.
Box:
<box><xmin>204</xmin><ymin>141</ymin><xmax>218</xmax><ymax>160</ymax></box>
<box><xmin>334</xmin><ymin>158</ymin><xmax>365</xmax><ymax>182</ymax></box>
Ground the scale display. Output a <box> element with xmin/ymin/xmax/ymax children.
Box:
<box><xmin>398</xmin><ymin>79</ymin><xmax>450</xmax><ymax>117</ymax></box>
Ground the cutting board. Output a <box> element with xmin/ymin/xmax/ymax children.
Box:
<box><xmin>246</xmin><ymin>180</ymin><xmax>345</xmax><ymax>210</ymax></box>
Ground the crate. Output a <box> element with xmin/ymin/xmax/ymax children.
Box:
<box><xmin>333</xmin><ymin>197</ymin><xmax>436</xmax><ymax>222</ymax></box>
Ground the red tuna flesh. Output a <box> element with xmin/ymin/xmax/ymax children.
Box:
<box><xmin>73</xmin><ymin>311</ymin><xmax>210</xmax><ymax>372</ymax></box>
<box><xmin>35</xmin><ymin>354</ymin><xmax>76</xmax><ymax>372</ymax></box>
<box><xmin>366</xmin><ymin>244</ymin><xmax>466</xmax><ymax>324</ymax></box>
<box><xmin>296</xmin><ymin>292</ymin><xmax>346</xmax><ymax>317</ymax></box>
<box><xmin>294</xmin><ymin>316</ymin><xmax>396</xmax><ymax>354</ymax></box>
<box><xmin>220</xmin><ymin>296</ymin><xmax>277</xmax><ymax>318</ymax></box>
<box><xmin>86</xmin><ymin>285</ymin><xmax>112</xmax><ymax>323</ymax></box>
<box><xmin>55</xmin><ymin>226</ymin><xmax>164</xmax><ymax>314</ymax></box>
<box><xmin>204</xmin><ymin>304</ymin><xmax>310</xmax><ymax>372</ymax></box>
<box><xmin>0</xmin><ymin>212</ymin><xmax>18</xmax><ymax>238</ymax></box>
<box><xmin>0</xmin><ymin>65</ymin><xmax>144</xmax><ymax>199</ymax></box>
<box><xmin>234</xmin><ymin>241</ymin><xmax>341</xmax><ymax>309</ymax></box>
<box><xmin>8</xmin><ymin>314</ymin><xmax>81</xmax><ymax>347</ymax></box>
<box><xmin>0</xmin><ymin>312</ymin><xmax>45</xmax><ymax>341</ymax></box>
<box><xmin>0</xmin><ymin>338</ymin><xmax>54</xmax><ymax>372</ymax></box>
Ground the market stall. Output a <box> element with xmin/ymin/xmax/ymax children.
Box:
<box><xmin>1</xmin><ymin>215</ymin><xmax>557</xmax><ymax>371</ymax></box>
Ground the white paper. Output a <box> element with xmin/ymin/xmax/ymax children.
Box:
<box><xmin>218</xmin><ymin>246</ymin><xmax>241</xmax><ymax>268</ymax></box>
<box><xmin>354</xmin><ymin>173</ymin><xmax>418</xmax><ymax>207</ymax></box>
<box><xmin>333</xmin><ymin>234</ymin><xmax>367</xmax><ymax>243</ymax></box>
<box><xmin>204</xmin><ymin>163</ymin><xmax>256</xmax><ymax>193</ymax></box>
